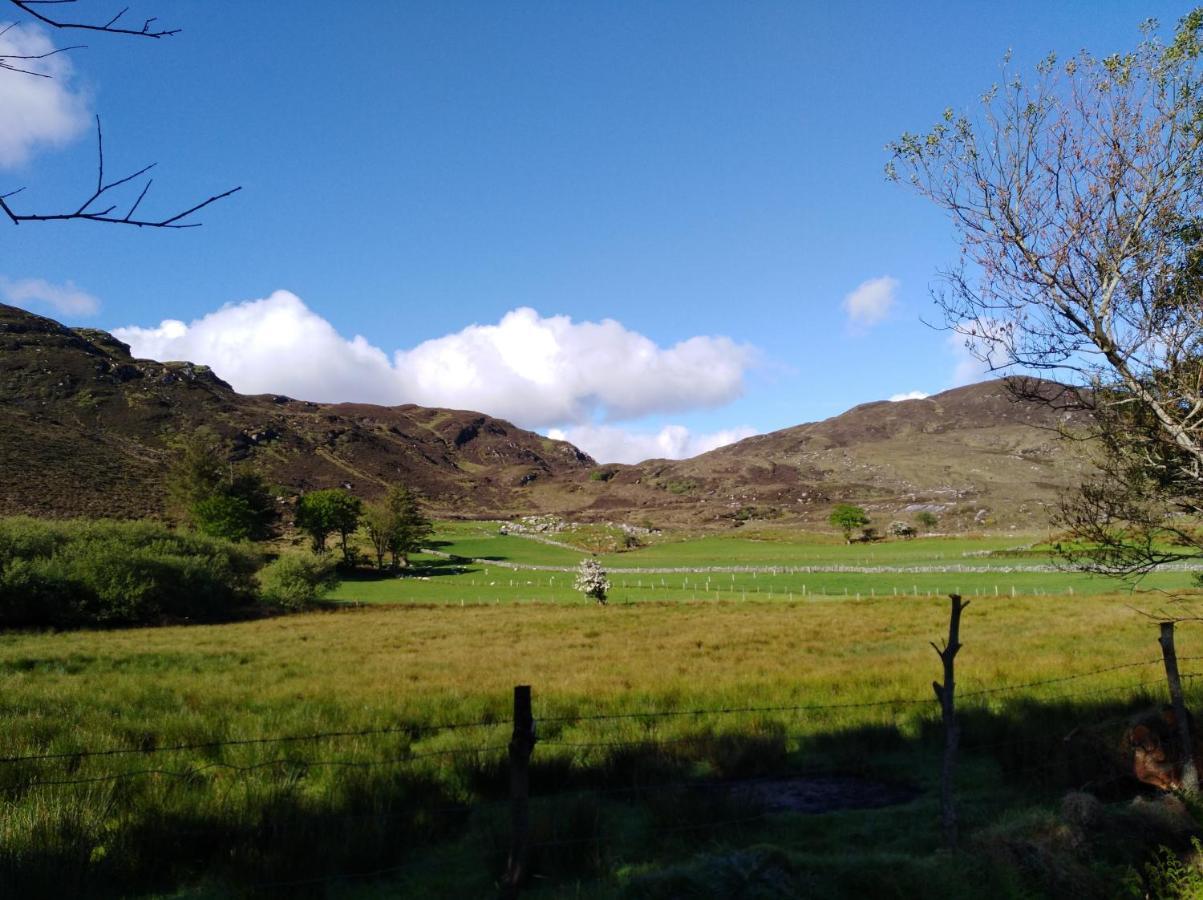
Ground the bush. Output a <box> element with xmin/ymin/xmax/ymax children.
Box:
<box><xmin>0</xmin><ymin>518</ymin><xmax>260</xmax><ymax>628</ymax></box>
<box><xmin>257</xmin><ymin>553</ymin><xmax>340</xmax><ymax>610</ymax></box>
<box><xmin>574</xmin><ymin>558</ymin><xmax>611</xmax><ymax>605</ymax></box>
<box><xmin>192</xmin><ymin>493</ymin><xmax>260</xmax><ymax>542</ymax></box>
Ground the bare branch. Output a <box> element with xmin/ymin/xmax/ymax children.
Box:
<box><xmin>6</xmin><ymin>0</ymin><xmax>179</xmax><ymax>37</ymax></box>
<box><xmin>0</xmin><ymin>117</ymin><xmax>240</xmax><ymax>228</ymax></box>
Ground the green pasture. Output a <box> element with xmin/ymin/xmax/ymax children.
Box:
<box><xmin>428</xmin><ymin>521</ymin><xmax>1050</xmax><ymax>569</ymax></box>
<box><xmin>328</xmin><ymin>523</ymin><xmax>1200</xmax><ymax>604</ymax></box>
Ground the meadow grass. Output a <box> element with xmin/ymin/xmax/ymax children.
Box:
<box><xmin>328</xmin><ymin>524</ymin><xmax>1198</xmax><ymax>606</ymax></box>
<box><xmin>4</xmin><ymin>592</ymin><xmax>1203</xmax><ymax>895</ymax></box>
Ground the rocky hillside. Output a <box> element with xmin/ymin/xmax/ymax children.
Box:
<box><xmin>1</xmin><ymin>303</ymin><xmax>1094</xmax><ymax>531</ymax></box>
<box><xmin>530</xmin><ymin>381</ymin><xmax>1094</xmax><ymax>531</ymax></box>
<box><xmin>0</xmin><ymin>304</ymin><xmax>593</xmax><ymax>520</ymax></box>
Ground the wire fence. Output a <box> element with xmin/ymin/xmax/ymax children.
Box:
<box><xmin>5</xmin><ymin>626</ymin><xmax>1203</xmax><ymax>895</ymax></box>
<box><xmin>3</xmin><ymin>656</ymin><xmax>1196</xmax><ymax>771</ymax></box>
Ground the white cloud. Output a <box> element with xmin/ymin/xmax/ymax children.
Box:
<box><xmin>1</xmin><ymin>276</ymin><xmax>99</xmax><ymax>315</ymax></box>
<box><xmin>0</xmin><ymin>23</ymin><xmax>90</xmax><ymax>168</ymax></box>
<box><xmin>548</xmin><ymin>424</ymin><xmax>758</xmax><ymax>464</ymax></box>
<box><xmin>395</xmin><ymin>305</ymin><xmax>754</xmax><ymax>425</ymax></box>
<box><xmin>114</xmin><ymin>291</ymin><xmax>757</xmax><ymax>429</ymax></box>
<box><xmin>888</xmin><ymin>390</ymin><xmax>929</xmax><ymax>402</ymax></box>
<box><xmin>842</xmin><ymin>276</ymin><xmax>899</xmax><ymax>327</ymax></box>
<box><xmin>948</xmin><ymin>318</ymin><xmax>1013</xmax><ymax>386</ymax></box>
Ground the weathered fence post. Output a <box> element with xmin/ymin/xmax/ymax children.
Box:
<box><xmin>1158</xmin><ymin>621</ymin><xmax>1199</xmax><ymax>794</ymax></box>
<box><xmin>932</xmin><ymin>593</ymin><xmax>968</xmax><ymax>850</ymax></box>
<box><xmin>502</xmin><ymin>685</ymin><xmax>537</xmax><ymax>894</ymax></box>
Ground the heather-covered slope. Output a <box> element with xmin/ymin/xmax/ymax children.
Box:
<box><xmin>533</xmin><ymin>381</ymin><xmax>1092</xmax><ymax>530</ymax></box>
<box><xmin>0</xmin><ymin>304</ymin><xmax>593</xmax><ymax>519</ymax></box>
<box><xmin>1</xmin><ymin>303</ymin><xmax>1092</xmax><ymax>530</ymax></box>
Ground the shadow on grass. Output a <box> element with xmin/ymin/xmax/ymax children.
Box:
<box><xmin>0</xmin><ymin>694</ymin><xmax>1194</xmax><ymax>899</ymax></box>
<box><xmin>335</xmin><ymin>557</ymin><xmax>483</xmax><ymax>583</ymax></box>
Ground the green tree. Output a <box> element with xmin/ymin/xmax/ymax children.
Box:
<box><xmin>165</xmin><ymin>427</ymin><xmax>226</xmax><ymax>520</ymax></box>
<box><xmin>915</xmin><ymin>511</ymin><xmax>938</xmax><ymax>532</ymax></box>
<box><xmin>296</xmin><ymin>489</ymin><xmax>361</xmax><ymax>562</ymax></box>
<box><xmin>165</xmin><ymin>427</ymin><xmax>274</xmax><ymax>541</ymax></box>
<box><xmin>829</xmin><ymin>504</ymin><xmax>869</xmax><ymax>543</ymax></box>
<box><xmin>361</xmin><ymin>503</ymin><xmax>394</xmax><ymax>572</ymax></box>
<box><xmin>362</xmin><ymin>485</ymin><xmax>432</xmax><ymax>571</ymax></box>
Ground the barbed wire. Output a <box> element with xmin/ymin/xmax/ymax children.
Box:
<box><xmin>15</xmin><ymin>743</ymin><xmax>508</xmax><ymax>789</ymax></box>
<box><xmin>538</xmin><ymin>695</ymin><xmax>932</xmax><ymax>727</ymax></box>
<box><xmin>0</xmin><ymin>716</ymin><xmax>508</xmax><ymax>766</ymax></box>
<box><xmin>958</xmin><ymin>655</ymin><xmax>1203</xmax><ymax>699</ymax></box>
<box><xmin>7</xmin><ymin>655</ymin><xmax>1197</xmax><ymax>770</ymax></box>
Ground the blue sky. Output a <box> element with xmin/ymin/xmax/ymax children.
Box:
<box><xmin>1</xmin><ymin>1</ymin><xmax>1193</xmax><ymax>462</ymax></box>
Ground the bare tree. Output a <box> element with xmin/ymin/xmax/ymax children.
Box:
<box><xmin>0</xmin><ymin>1</ymin><xmax>239</xmax><ymax>227</ymax></box>
<box><xmin>887</xmin><ymin>12</ymin><xmax>1203</xmax><ymax>580</ymax></box>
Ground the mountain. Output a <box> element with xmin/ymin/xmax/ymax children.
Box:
<box><xmin>0</xmin><ymin>303</ymin><xmax>1093</xmax><ymax>530</ymax></box>
<box><xmin>0</xmin><ymin>304</ymin><xmax>593</xmax><ymax>520</ymax></box>
<box><xmin>527</xmin><ymin>382</ymin><xmax>1094</xmax><ymax>530</ymax></box>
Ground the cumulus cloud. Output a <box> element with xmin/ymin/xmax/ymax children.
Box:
<box><xmin>842</xmin><ymin>276</ymin><xmax>899</xmax><ymax>327</ymax></box>
<box><xmin>114</xmin><ymin>291</ymin><xmax>757</xmax><ymax>429</ymax></box>
<box><xmin>1</xmin><ymin>276</ymin><xmax>99</xmax><ymax>316</ymax></box>
<box><xmin>548</xmin><ymin>424</ymin><xmax>757</xmax><ymax>465</ymax></box>
<box><xmin>0</xmin><ymin>23</ymin><xmax>90</xmax><ymax>168</ymax></box>
<box><xmin>888</xmin><ymin>390</ymin><xmax>929</xmax><ymax>402</ymax></box>
<box><xmin>395</xmin><ymin>305</ymin><xmax>754</xmax><ymax>425</ymax></box>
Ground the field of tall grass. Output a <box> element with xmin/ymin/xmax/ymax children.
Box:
<box><xmin>5</xmin><ymin>581</ymin><xmax>1203</xmax><ymax>896</ymax></box>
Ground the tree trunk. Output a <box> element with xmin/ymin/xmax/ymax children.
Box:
<box><xmin>933</xmin><ymin>594</ymin><xmax>968</xmax><ymax>849</ymax></box>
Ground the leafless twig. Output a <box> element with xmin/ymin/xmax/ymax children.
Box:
<box><xmin>6</xmin><ymin>0</ymin><xmax>179</xmax><ymax>38</ymax></box>
<box><xmin>0</xmin><ymin>116</ymin><xmax>240</xmax><ymax>228</ymax></box>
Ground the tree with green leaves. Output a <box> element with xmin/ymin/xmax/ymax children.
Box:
<box><xmin>888</xmin><ymin>12</ymin><xmax>1203</xmax><ymax>583</ymax></box>
<box><xmin>296</xmin><ymin>489</ymin><xmax>361</xmax><ymax>562</ymax></box>
<box><xmin>915</xmin><ymin>511</ymin><xmax>939</xmax><ymax>532</ymax></box>
<box><xmin>829</xmin><ymin>504</ymin><xmax>869</xmax><ymax>543</ymax></box>
<box><xmin>362</xmin><ymin>485</ymin><xmax>432</xmax><ymax>571</ymax></box>
<box><xmin>164</xmin><ymin>427</ymin><xmax>274</xmax><ymax>541</ymax></box>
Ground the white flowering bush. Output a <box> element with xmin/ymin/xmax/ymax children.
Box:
<box><xmin>573</xmin><ymin>557</ymin><xmax>610</xmax><ymax>605</ymax></box>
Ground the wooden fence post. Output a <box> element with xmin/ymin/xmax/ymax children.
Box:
<box><xmin>1158</xmin><ymin>621</ymin><xmax>1199</xmax><ymax>794</ymax></box>
<box><xmin>502</xmin><ymin>685</ymin><xmax>537</xmax><ymax>894</ymax></box>
<box><xmin>932</xmin><ymin>593</ymin><xmax>968</xmax><ymax>850</ymax></box>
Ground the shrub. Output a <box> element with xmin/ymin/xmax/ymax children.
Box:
<box><xmin>0</xmin><ymin>518</ymin><xmax>259</xmax><ymax>628</ymax></box>
<box><xmin>192</xmin><ymin>493</ymin><xmax>259</xmax><ymax>542</ymax></box>
<box><xmin>573</xmin><ymin>558</ymin><xmax>611</xmax><ymax>605</ymax></box>
<box><xmin>257</xmin><ymin>553</ymin><xmax>340</xmax><ymax>610</ymax></box>
<box><xmin>665</xmin><ymin>480</ymin><xmax>697</xmax><ymax>495</ymax></box>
